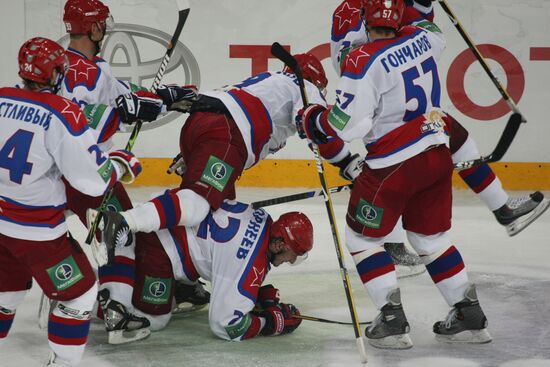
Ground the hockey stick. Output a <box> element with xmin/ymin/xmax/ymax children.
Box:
<box><xmin>437</xmin><ymin>0</ymin><xmax>525</xmax><ymax>169</ymax></box>
<box><xmin>271</xmin><ymin>42</ymin><xmax>368</xmax><ymax>364</ymax></box>
<box><xmin>294</xmin><ymin>314</ymin><xmax>371</xmax><ymax>326</ymax></box>
<box><xmin>85</xmin><ymin>0</ymin><xmax>191</xmax><ymax>251</ymax></box>
<box><xmin>252</xmin><ymin>184</ymin><xmax>353</xmax><ymax>209</ymax></box>
<box><xmin>453</xmin><ymin>112</ymin><xmax>522</xmax><ymax>170</ymax></box>
<box><xmin>437</xmin><ymin>0</ymin><xmax>524</xmax><ymax>119</ymax></box>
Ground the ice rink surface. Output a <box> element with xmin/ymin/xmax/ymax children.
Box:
<box><xmin>2</xmin><ymin>187</ymin><xmax>549</xmax><ymax>367</ymax></box>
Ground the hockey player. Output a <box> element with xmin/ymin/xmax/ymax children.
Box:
<box><xmin>330</xmin><ymin>0</ymin><xmax>549</xmax><ymax>239</ymax></box>
<box><xmin>0</xmin><ymin>37</ymin><xmax>142</xmax><ymax>366</ymax></box>
<box><xmin>298</xmin><ymin>0</ymin><xmax>492</xmax><ymax>348</ymax></box>
<box><xmin>92</xmin><ymin>202</ymin><xmax>311</xmax><ymax>340</ymax></box>
<box><xmin>89</xmin><ymin>53</ymin><xmax>352</xmax><ymax>244</ymax></box>
<box><xmin>58</xmin><ymin>0</ymin><xmax>207</xmax><ymax>343</ymax></box>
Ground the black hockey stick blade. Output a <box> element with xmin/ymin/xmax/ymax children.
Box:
<box><xmin>293</xmin><ymin>314</ymin><xmax>371</xmax><ymax>326</ymax></box>
<box><xmin>454</xmin><ymin>112</ymin><xmax>523</xmax><ymax>170</ymax></box>
<box><xmin>251</xmin><ymin>184</ymin><xmax>353</xmax><ymax>209</ymax></box>
<box><xmin>271</xmin><ymin>42</ymin><xmax>309</xmax><ymax>105</ymax></box>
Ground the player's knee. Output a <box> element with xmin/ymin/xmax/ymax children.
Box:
<box><xmin>406</xmin><ymin>231</ymin><xmax>450</xmax><ymax>258</ymax></box>
<box><xmin>53</xmin><ymin>282</ymin><xmax>98</xmax><ymax>318</ymax></box>
<box><xmin>345</xmin><ymin>224</ymin><xmax>384</xmax><ymax>253</ymax></box>
<box><xmin>451</xmin><ymin>135</ymin><xmax>479</xmax><ymax>163</ymax></box>
<box><xmin>0</xmin><ymin>290</ymin><xmax>28</xmax><ymax>311</ymax></box>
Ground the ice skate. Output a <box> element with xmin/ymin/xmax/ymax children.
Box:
<box><xmin>433</xmin><ymin>284</ymin><xmax>492</xmax><ymax>344</ymax></box>
<box><xmin>97</xmin><ymin>289</ymin><xmax>151</xmax><ymax>344</ymax></box>
<box><xmin>493</xmin><ymin>191</ymin><xmax>550</xmax><ymax>236</ymax></box>
<box><xmin>87</xmin><ymin>209</ymin><xmax>133</xmax><ymax>265</ymax></box>
<box><xmin>172</xmin><ymin>280</ymin><xmax>210</xmax><ymax>314</ymax></box>
<box><xmin>384</xmin><ymin>242</ymin><xmax>425</xmax><ymax>278</ymax></box>
<box><xmin>365</xmin><ymin>288</ymin><xmax>413</xmax><ymax>349</ymax></box>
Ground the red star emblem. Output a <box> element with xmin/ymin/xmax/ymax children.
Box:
<box><xmin>334</xmin><ymin>1</ymin><xmax>362</xmax><ymax>31</ymax></box>
<box><xmin>250</xmin><ymin>266</ymin><xmax>265</xmax><ymax>288</ymax></box>
<box><xmin>347</xmin><ymin>48</ymin><xmax>371</xmax><ymax>68</ymax></box>
<box><xmin>60</xmin><ymin>99</ymin><xmax>84</xmax><ymax>123</ymax></box>
<box><xmin>67</xmin><ymin>59</ymin><xmax>96</xmax><ymax>82</ymax></box>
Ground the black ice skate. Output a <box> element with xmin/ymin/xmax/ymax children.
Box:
<box><xmin>384</xmin><ymin>242</ymin><xmax>425</xmax><ymax>279</ymax></box>
<box><xmin>97</xmin><ymin>289</ymin><xmax>151</xmax><ymax>344</ymax></box>
<box><xmin>433</xmin><ymin>284</ymin><xmax>492</xmax><ymax>344</ymax></box>
<box><xmin>365</xmin><ymin>288</ymin><xmax>413</xmax><ymax>349</ymax></box>
<box><xmin>172</xmin><ymin>280</ymin><xmax>211</xmax><ymax>314</ymax></box>
<box><xmin>493</xmin><ymin>191</ymin><xmax>550</xmax><ymax>236</ymax></box>
<box><xmin>86</xmin><ymin>209</ymin><xmax>133</xmax><ymax>266</ymax></box>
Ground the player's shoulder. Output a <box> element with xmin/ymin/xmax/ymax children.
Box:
<box><xmin>40</xmin><ymin>93</ymin><xmax>89</xmax><ymax>136</ymax></box>
<box><xmin>342</xmin><ymin>42</ymin><xmax>388</xmax><ymax>78</ymax></box>
<box><xmin>64</xmin><ymin>49</ymin><xmax>101</xmax><ymax>91</ymax></box>
<box><xmin>331</xmin><ymin>0</ymin><xmax>363</xmax><ymax>41</ymax></box>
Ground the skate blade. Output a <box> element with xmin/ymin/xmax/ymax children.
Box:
<box><xmin>367</xmin><ymin>333</ymin><xmax>413</xmax><ymax>349</ymax></box>
<box><xmin>506</xmin><ymin>198</ymin><xmax>550</xmax><ymax>237</ymax></box>
<box><xmin>107</xmin><ymin>328</ymin><xmax>151</xmax><ymax>345</ymax></box>
<box><xmin>396</xmin><ymin>264</ymin><xmax>426</xmax><ymax>279</ymax></box>
<box><xmin>172</xmin><ymin>302</ymin><xmax>208</xmax><ymax>314</ymax></box>
<box><xmin>86</xmin><ymin>209</ymin><xmax>108</xmax><ymax>267</ymax></box>
<box><xmin>435</xmin><ymin>328</ymin><xmax>492</xmax><ymax>344</ymax></box>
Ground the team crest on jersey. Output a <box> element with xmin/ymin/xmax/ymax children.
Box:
<box><xmin>200</xmin><ymin>155</ymin><xmax>234</xmax><ymax>192</ymax></box>
<box><xmin>328</xmin><ymin>105</ymin><xmax>351</xmax><ymax>131</ymax></box>
<box><xmin>46</xmin><ymin>255</ymin><xmax>84</xmax><ymax>291</ymax></box>
<box><xmin>141</xmin><ymin>276</ymin><xmax>172</xmax><ymax>305</ymax></box>
<box><xmin>355</xmin><ymin>198</ymin><xmax>384</xmax><ymax>229</ymax></box>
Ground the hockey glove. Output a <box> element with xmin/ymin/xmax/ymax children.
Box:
<box><xmin>109</xmin><ymin>149</ymin><xmax>142</xmax><ymax>184</ymax></box>
<box><xmin>166</xmin><ymin>152</ymin><xmax>186</xmax><ymax>176</ymax></box>
<box><xmin>156</xmin><ymin>84</ymin><xmax>199</xmax><ymax>113</ymax></box>
<box><xmin>256</xmin><ymin>284</ymin><xmax>280</xmax><ymax>309</ymax></box>
<box><xmin>259</xmin><ymin>303</ymin><xmax>302</xmax><ymax>336</ymax></box>
<box><xmin>334</xmin><ymin>153</ymin><xmax>364</xmax><ymax>182</ymax></box>
<box><xmin>115</xmin><ymin>91</ymin><xmax>163</xmax><ymax>125</ymax></box>
<box><xmin>296</xmin><ymin>104</ymin><xmax>329</xmax><ymax>144</ymax></box>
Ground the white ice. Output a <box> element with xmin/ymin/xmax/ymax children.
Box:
<box><xmin>1</xmin><ymin>187</ymin><xmax>549</xmax><ymax>367</ymax></box>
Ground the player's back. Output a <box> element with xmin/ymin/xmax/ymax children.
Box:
<box><xmin>0</xmin><ymin>87</ymin><xmax>108</xmax><ymax>240</ymax></box>
<box><xmin>342</xmin><ymin>24</ymin><xmax>446</xmax><ymax>144</ymax></box>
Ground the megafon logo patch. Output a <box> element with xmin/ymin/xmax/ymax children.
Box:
<box><xmin>58</xmin><ymin>23</ymin><xmax>201</xmax><ymax>130</ymax></box>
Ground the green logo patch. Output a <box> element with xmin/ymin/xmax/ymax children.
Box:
<box><xmin>46</xmin><ymin>255</ymin><xmax>84</xmax><ymax>291</ymax></box>
<box><xmin>106</xmin><ymin>195</ymin><xmax>123</xmax><ymax>212</ymax></box>
<box><xmin>83</xmin><ymin>104</ymin><xmax>107</xmax><ymax>129</ymax></box>
<box><xmin>355</xmin><ymin>198</ymin><xmax>384</xmax><ymax>229</ymax></box>
<box><xmin>97</xmin><ymin>160</ymin><xmax>113</xmax><ymax>183</ymax></box>
<box><xmin>200</xmin><ymin>155</ymin><xmax>234</xmax><ymax>192</ymax></box>
<box><xmin>141</xmin><ymin>276</ymin><xmax>172</xmax><ymax>305</ymax></box>
<box><xmin>328</xmin><ymin>105</ymin><xmax>351</xmax><ymax>131</ymax></box>
<box><xmin>417</xmin><ymin>20</ymin><xmax>441</xmax><ymax>33</ymax></box>
<box><xmin>225</xmin><ymin>313</ymin><xmax>252</xmax><ymax>340</ymax></box>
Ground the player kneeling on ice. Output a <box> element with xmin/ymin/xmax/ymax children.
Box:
<box><xmin>0</xmin><ymin>37</ymin><xmax>142</xmax><ymax>366</ymax></box>
<box><xmin>89</xmin><ymin>202</ymin><xmax>311</xmax><ymax>340</ymax></box>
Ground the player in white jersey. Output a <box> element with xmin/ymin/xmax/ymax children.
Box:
<box><xmin>92</xmin><ymin>54</ymin><xmax>354</xmax><ymax>240</ymax></box>
<box><xmin>0</xmin><ymin>37</ymin><xmax>141</xmax><ymax>366</ymax></box>
<box><xmin>57</xmin><ymin>0</ymin><xmax>207</xmax><ymax>343</ymax></box>
<box><xmin>298</xmin><ymin>0</ymin><xmax>491</xmax><ymax>349</ymax></box>
<box><xmin>92</xmin><ymin>201</ymin><xmax>312</xmax><ymax>340</ymax></box>
<box><xmin>330</xmin><ymin>0</ymin><xmax>549</xmax><ymax>242</ymax></box>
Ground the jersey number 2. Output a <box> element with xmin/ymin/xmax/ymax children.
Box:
<box><xmin>0</xmin><ymin>129</ymin><xmax>34</xmax><ymax>184</ymax></box>
<box><xmin>402</xmin><ymin>56</ymin><xmax>441</xmax><ymax>122</ymax></box>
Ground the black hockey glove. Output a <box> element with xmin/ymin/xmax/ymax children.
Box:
<box><xmin>115</xmin><ymin>91</ymin><xmax>163</xmax><ymax>125</ymax></box>
<box><xmin>296</xmin><ymin>104</ymin><xmax>329</xmax><ymax>144</ymax></box>
<box><xmin>256</xmin><ymin>284</ymin><xmax>280</xmax><ymax>309</ymax></box>
<box><xmin>166</xmin><ymin>153</ymin><xmax>186</xmax><ymax>176</ymax></box>
<box><xmin>334</xmin><ymin>153</ymin><xmax>364</xmax><ymax>182</ymax></box>
<box><xmin>156</xmin><ymin>84</ymin><xmax>198</xmax><ymax>113</ymax></box>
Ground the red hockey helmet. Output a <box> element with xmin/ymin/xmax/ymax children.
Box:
<box><xmin>18</xmin><ymin>37</ymin><xmax>68</xmax><ymax>84</ymax></box>
<box><xmin>63</xmin><ymin>0</ymin><xmax>113</xmax><ymax>34</ymax></box>
<box><xmin>271</xmin><ymin>212</ymin><xmax>314</xmax><ymax>256</ymax></box>
<box><xmin>283</xmin><ymin>53</ymin><xmax>328</xmax><ymax>90</ymax></box>
<box><xmin>362</xmin><ymin>0</ymin><xmax>405</xmax><ymax>30</ymax></box>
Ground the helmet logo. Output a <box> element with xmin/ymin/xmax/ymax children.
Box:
<box><xmin>384</xmin><ymin>0</ymin><xmax>392</xmax><ymax>8</ymax></box>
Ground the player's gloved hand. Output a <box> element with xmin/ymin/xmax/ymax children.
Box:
<box><xmin>109</xmin><ymin>149</ymin><xmax>142</xmax><ymax>184</ymax></box>
<box><xmin>256</xmin><ymin>284</ymin><xmax>280</xmax><ymax>309</ymax></box>
<box><xmin>259</xmin><ymin>303</ymin><xmax>302</xmax><ymax>336</ymax></box>
<box><xmin>166</xmin><ymin>152</ymin><xmax>186</xmax><ymax>176</ymax></box>
<box><xmin>334</xmin><ymin>153</ymin><xmax>364</xmax><ymax>181</ymax></box>
<box><xmin>115</xmin><ymin>91</ymin><xmax>163</xmax><ymax>125</ymax></box>
<box><xmin>156</xmin><ymin>84</ymin><xmax>198</xmax><ymax>113</ymax></box>
<box><xmin>296</xmin><ymin>104</ymin><xmax>329</xmax><ymax>144</ymax></box>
